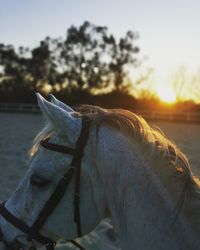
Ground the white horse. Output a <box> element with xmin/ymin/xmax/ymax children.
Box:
<box><xmin>0</xmin><ymin>93</ymin><xmax>200</xmax><ymax>250</ymax></box>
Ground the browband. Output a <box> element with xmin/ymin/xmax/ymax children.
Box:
<box><xmin>40</xmin><ymin>138</ymin><xmax>75</xmax><ymax>155</ymax></box>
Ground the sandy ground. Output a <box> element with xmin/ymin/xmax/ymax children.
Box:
<box><xmin>0</xmin><ymin>113</ymin><xmax>43</xmax><ymax>201</ymax></box>
<box><xmin>0</xmin><ymin>113</ymin><xmax>200</xmax><ymax>249</ymax></box>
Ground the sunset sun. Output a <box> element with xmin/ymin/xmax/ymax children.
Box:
<box><xmin>156</xmin><ymin>86</ymin><xmax>176</xmax><ymax>103</ymax></box>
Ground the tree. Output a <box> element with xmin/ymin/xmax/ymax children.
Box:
<box><xmin>51</xmin><ymin>21</ymin><xmax>140</xmax><ymax>94</ymax></box>
<box><xmin>0</xmin><ymin>21</ymin><xmax>142</xmax><ymax>102</ymax></box>
<box><xmin>0</xmin><ymin>42</ymin><xmax>53</xmax><ymax>101</ymax></box>
<box><xmin>190</xmin><ymin>68</ymin><xmax>200</xmax><ymax>103</ymax></box>
<box><xmin>171</xmin><ymin>65</ymin><xmax>189</xmax><ymax>102</ymax></box>
<box><xmin>0</xmin><ymin>44</ymin><xmax>33</xmax><ymax>101</ymax></box>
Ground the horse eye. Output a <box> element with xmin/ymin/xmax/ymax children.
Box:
<box><xmin>30</xmin><ymin>174</ymin><xmax>50</xmax><ymax>188</ymax></box>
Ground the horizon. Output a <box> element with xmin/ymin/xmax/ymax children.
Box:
<box><xmin>1</xmin><ymin>0</ymin><xmax>200</xmax><ymax>103</ymax></box>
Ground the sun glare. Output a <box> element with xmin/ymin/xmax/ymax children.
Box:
<box><xmin>156</xmin><ymin>86</ymin><xmax>176</xmax><ymax>103</ymax></box>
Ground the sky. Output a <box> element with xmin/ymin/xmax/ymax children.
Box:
<box><xmin>1</xmin><ymin>0</ymin><xmax>200</xmax><ymax>102</ymax></box>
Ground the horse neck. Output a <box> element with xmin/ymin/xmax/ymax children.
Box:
<box><xmin>96</xmin><ymin>126</ymin><xmax>200</xmax><ymax>250</ymax></box>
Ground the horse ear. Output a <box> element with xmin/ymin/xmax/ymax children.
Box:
<box><xmin>49</xmin><ymin>94</ymin><xmax>75</xmax><ymax>113</ymax></box>
<box><xmin>36</xmin><ymin>93</ymin><xmax>81</xmax><ymax>138</ymax></box>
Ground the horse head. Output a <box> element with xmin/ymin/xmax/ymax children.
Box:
<box><xmin>0</xmin><ymin>94</ymin><xmax>107</xmax><ymax>249</ymax></box>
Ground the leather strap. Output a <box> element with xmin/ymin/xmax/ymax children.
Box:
<box><xmin>40</xmin><ymin>138</ymin><xmax>75</xmax><ymax>155</ymax></box>
<box><xmin>0</xmin><ymin>202</ymin><xmax>55</xmax><ymax>245</ymax></box>
<box><xmin>72</xmin><ymin>117</ymin><xmax>92</xmax><ymax>237</ymax></box>
<box><xmin>28</xmin><ymin>167</ymin><xmax>75</xmax><ymax>241</ymax></box>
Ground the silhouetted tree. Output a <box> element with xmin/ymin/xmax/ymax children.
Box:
<box><xmin>54</xmin><ymin>21</ymin><xmax>140</xmax><ymax>93</ymax></box>
<box><xmin>0</xmin><ymin>21</ymin><xmax>142</xmax><ymax>102</ymax></box>
<box><xmin>171</xmin><ymin>65</ymin><xmax>189</xmax><ymax>102</ymax></box>
<box><xmin>0</xmin><ymin>44</ymin><xmax>34</xmax><ymax>101</ymax></box>
<box><xmin>0</xmin><ymin>42</ymin><xmax>54</xmax><ymax>101</ymax></box>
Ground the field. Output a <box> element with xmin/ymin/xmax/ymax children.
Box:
<box><xmin>0</xmin><ymin>113</ymin><xmax>200</xmax><ymax>249</ymax></box>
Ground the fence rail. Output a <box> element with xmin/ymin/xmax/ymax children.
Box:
<box><xmin>134</xmin><ymin>110</ymin><xmax>200</xmax><ymax>124</ymax></box>
<box><xmin>0</xmin><ymin>103</ymin><xmax>40</xmax><ymax>113</ymax></box>
<box><xmin>0</xmin><ymin>103</ymin><xmax>200</xmax><ymax>123</ymax></box>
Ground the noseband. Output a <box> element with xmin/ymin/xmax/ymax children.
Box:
<box><xmin>0</xmin><ymin>116</ymin><xmax>92</xmax><ymax>250</ymax></box>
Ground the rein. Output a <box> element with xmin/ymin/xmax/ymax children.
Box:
<box><xmin>0</xmin><ymin>116</ymin><xmax>92</xmax><ymax>250</ymax></box>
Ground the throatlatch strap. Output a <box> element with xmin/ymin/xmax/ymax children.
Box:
<box><xmin>72</xmin><ymin>116</ymin><xmax>92</xmax><ymax>237</ymax></box>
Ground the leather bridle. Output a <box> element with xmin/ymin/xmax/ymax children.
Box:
<box><xmin>0</xmin><ymin>116</ymin><xmax>92</xmax><ymax>250</ymax></box>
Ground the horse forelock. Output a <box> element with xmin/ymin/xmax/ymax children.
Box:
<box><xmin>29</xmin><ymin>123</ymin><xmax>53</xmax><ymax>158</ymax></box>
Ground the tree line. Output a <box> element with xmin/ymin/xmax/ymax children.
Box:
<box><xmin>0</xmin><ymin>21</ymin><xmax>142</xmax><ymax>104</ymax></box>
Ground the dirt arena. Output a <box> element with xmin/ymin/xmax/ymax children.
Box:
<box><xmin>0</xmin><ymin>112</ymin><xmax>200</xmax><ymax>249</ymax></box>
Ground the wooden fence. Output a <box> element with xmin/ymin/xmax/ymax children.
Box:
<box><xmin>134</xmin><ymin>110</ymin><xmax>200</xmax><ymax>124</ymax></box>
<box><xmin>0</xmin><ymin>103</ymin><xmax>40</xmax><ymax>113</ymax></box>
<box><xmin>0</xmin><ymin>103</ymin><xmax>200</xmax><ymax>124</ymax></box>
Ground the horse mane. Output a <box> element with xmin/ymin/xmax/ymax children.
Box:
<box><xmin>30</xmin><ymin>104</ymin><xmax>200</xmax><ymax>224</ymax></box>
<box><xmin>77</xmin><ymin>105</ymin><xmax>200</xmax><ymax>224</ymax></box>
<box><xmin>77</xmin><ymin>105</ymin><xmax>191</xmax><ymax>173</ymax></box>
